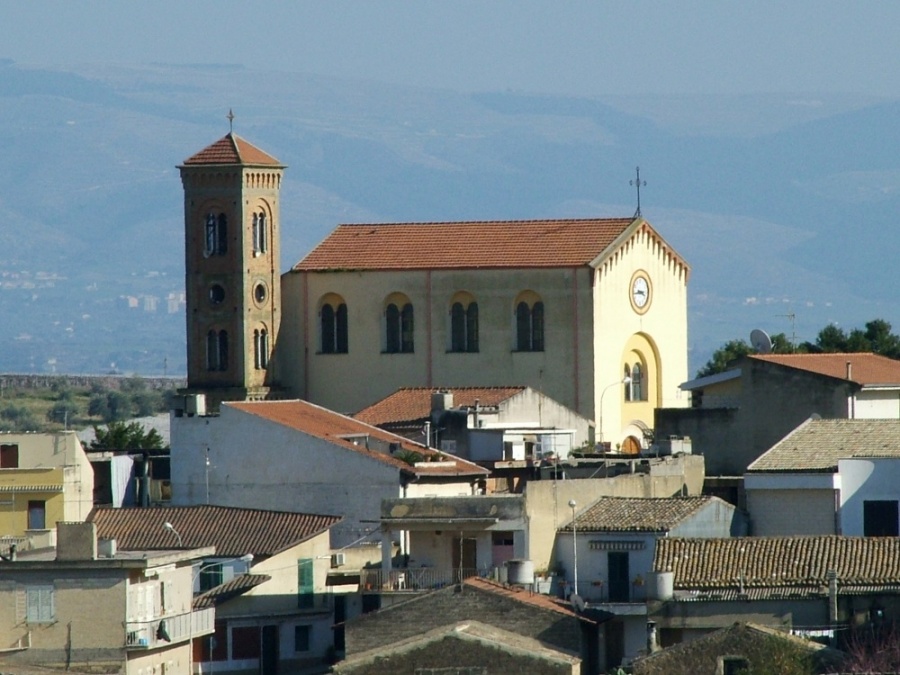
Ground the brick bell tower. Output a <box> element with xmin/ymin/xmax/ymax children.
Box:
<box><xmin>178</xmin><ymin>129</ymin><xmax>285</xmax><ymax>410</ymax></box>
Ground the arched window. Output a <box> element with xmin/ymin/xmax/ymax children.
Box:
<box><xmin>515</xmin><ymin>297</ymin><xmax>544</xmax><ymax>351</ymax></box>
<box><xmin>252</xmin><ymin>211</ymin><xmax>267</xmax><ymax>254</ymax></box>
<box><xmin>204</xmin><ymin>212</ymin><xmax>228</xmax><ymax>257</ymax></box>
<box><xmin>624</xmin><ymin>364</ymin><xmax>633</xmax><ymax>401</ymax></box>
<box><xmin>450</xmin><ymin>295</ymin><xmax>478</xmax><ymax>353</ymax></box>
<box><xmin>254</xmin><ymin>328</ymin><xmax>269</xmax><ymax>369</ymax></box>
<box><xmin>206</xmin><ymin>330</ymin><xmax>228</xmax><ymax>371</ymax></box>
<box><xmin>631</xmin><ymin>363</ymin><xmax>645</xmax><ymax>401</ymax></box>
<box><xmin>385</xmin><ymin>300</ymin><xmax>414</xmax><ymax>353</ymax></box>
<box><xmin>320</xmin><ymin>297</ymin><xmax>348</xmax><ymax>354</ymax></box>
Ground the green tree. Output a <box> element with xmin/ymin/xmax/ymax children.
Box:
<box><xmin>802</xmin><ymin>319</ymin><xmax>900</xmax><ymax>358</ymax></box>
<box><xmin>90</xmin><ymin>421</ymin><xmax>165</xmax><ymax>450</ymax></box>
<box><xmin>696</xmin><ymin>339</ymin><xmax>754</xmax><ymax>378</ymax></box>
<box><xmin>46</xmin><ymin>399</ymin><xmax>80</xmax><ymax>426</ymax></box>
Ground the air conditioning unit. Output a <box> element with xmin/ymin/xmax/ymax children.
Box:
<box><xmin>331</xmin><ymin>553</ymin><xmax>346</xmax><ymax>568</ymax></box>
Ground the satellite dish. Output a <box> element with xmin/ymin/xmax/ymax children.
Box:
<box><xmin>809</xmin><ymin>413</ymin><xmax>822</xmax><ymax>420</ymax></box>
<box><xmin>750</xmin><ymin>329</ymin><xmax>773</xmax><ymax>354</ymax></box>
<box><xmin>570</xmin><ymin>593</ymin><xmax>586</xmax><ymax>612</ymax></box>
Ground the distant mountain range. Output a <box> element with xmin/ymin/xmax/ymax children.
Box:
<box><xmin>2</xmin><ymin>59</ymin><xmax>898</xmax><ymax>377</ymax></box>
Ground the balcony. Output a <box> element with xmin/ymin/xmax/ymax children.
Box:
<box><xmin>125</xmin><ymin>608</ymin><xmax>214</xmax><ymax>649</ymax></box>
<box><xmin>361</xmin><ymin>567</ymin><xmax>496</xmax><ymax>592</ymax></box>
<box><xmin>581</xmin><ymin>580</ymin><xmax>648</xmax><ymax>615</ymax></box>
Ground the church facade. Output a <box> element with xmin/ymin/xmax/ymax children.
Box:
<box><xmin>180</xmin><ymin>133</ymin><xmax>690</xmax><ymax>452</ymax></box>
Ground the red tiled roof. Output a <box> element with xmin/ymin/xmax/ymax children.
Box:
<box><xmin>463</xmin><ymin>577</ymin><xmax>598</xmax><ymax>623</ymax></box>
<box><xmin>354</xmin><ymin>386</ymin><xmax>527</xmax><ymax>426</ymax></box>
<box><xmin>88</xmin><ymin>504</ymin><xmax>339</xmax><ymax>557</ymax></box>
<box><xmin>182</xmin><ymin>133</ymin><xmax>282</xmax><ymax>166</ymax></box>
<box><xmin>293</xmin><ymin>218</ymin><xmax>644</xmax><ymax>271</ymax></box>
<box><xmin>227</xmin><ymin>400</ymin><xmax>488</xmax><ymax>477</ymax></box>
<box><xmin>193</xmin><ymin>573</ymin><xmax>271</xmax><ymax>609</ymax></box>
<box><xmin>750</xmin><ymin>352</ymin><xmax>900</xmax><ymax>386</ymax></box>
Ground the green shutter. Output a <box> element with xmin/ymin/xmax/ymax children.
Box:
<box><xmin>297</xmin><ymin>559</ymin><xmax>314</xmax><ymax>608</ymax></box>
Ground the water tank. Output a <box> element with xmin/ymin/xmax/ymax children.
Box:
<box><xmin>507</xmin><ymin>559</ymin><xmax>535</xmax><ymax>586</ymax></box>
<box><xmin>649</xmin><ymin>571</ymin><xmax>674</xmax><ymax>601</ymax></box>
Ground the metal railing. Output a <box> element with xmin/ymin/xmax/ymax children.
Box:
<box><xmin>361</xmin><ymin>567</ymin><xmax>493</xmax><ymax>592</ymax></box>
<box><xmin>125</xmin><ymin>608</ymin><xmax>214</xmax><ymax>649</ymax></box>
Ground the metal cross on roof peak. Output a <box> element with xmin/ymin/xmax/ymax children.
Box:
<box><xmin>630</xmin><ymin>166</ymin><xmax>647</xmax><ymax>218</ymax></box>
<box><xmin>227</xmin><ymin>109</ymin><xmax>235</xmax><ymax>134</ymax></box>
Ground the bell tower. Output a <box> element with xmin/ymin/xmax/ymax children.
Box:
<box><xmin>178</xmin><ymin>131</ymin><xmax>285</xmax><ymax>409</ymax></box>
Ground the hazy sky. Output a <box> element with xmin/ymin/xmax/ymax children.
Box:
<box><xmin>3</xmin><ymin>1</ymin><xmax>900</xmax><ymax>97</ymax></box>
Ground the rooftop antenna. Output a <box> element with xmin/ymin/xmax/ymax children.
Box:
<box><xmin>777</xmin><ymin>311</ymin><xmax>797</xmax><ymax>350</ymax></box>
<box><xmin>630</xmin><ymin>166</ymin><xmax>647</xmax><ymax>218</ymax></box>
<box><xmin>750</xmin><ymin>329</ymin><xmax>773</xmax><ymax>355</ymax></box>
<box><xmin>227</xmin><ymin>108</ymin><xmax>235</xmax><ymax>134</ymax></box>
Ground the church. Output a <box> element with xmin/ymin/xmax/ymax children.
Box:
<box><xmin>178</xmin><ymin>132</ymin><xmax>690</xmax><ymax>453</ymax></box>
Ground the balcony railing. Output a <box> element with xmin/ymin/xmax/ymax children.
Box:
<box><xmin>361</xmin><ymin>567</ymin><xmax>497</xmax><ymax>592</ymax></box>
<box><xmin>125</xmin><ymin>608</ymin><xmax>214</xmax><ymax>649</ymax></box>
<box><xmin>579</xmin><ymin>580</ymin><xmax>648</xmax><ymax>604</ymax></box>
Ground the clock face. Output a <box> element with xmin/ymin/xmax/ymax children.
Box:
<box><xmin>631</xmin><ymin>273</ymin><xmax>651</xmax><ymax>313</ymax></box>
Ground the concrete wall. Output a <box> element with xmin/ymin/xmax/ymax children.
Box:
<box><xmin>500</xmin><ymin>388</ymin><xmax>594</xmax><ymax>448</ymax></box>
<box><xmin>839</xmin><ymin>457</ymin><xmax>900</xmax><ymax>536</ymax></box>
<box><xmin>746</xmin><ymin>487</ymin><xmax>837</xmax><ymax>536</ymax></box>
<box><xmin>855</xmin><ymin>390</ymin><xmax>900</xmax><ymax>418</ymax></box>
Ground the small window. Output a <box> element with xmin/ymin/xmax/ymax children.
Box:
<box><xmin>720</xmin><ymin>656</ymin><xmax>750</xmax><ymax>675</ymax></box>
<box><xmin>294</xmin><ymin>625</ymin><xmax>311</xmax><ymax>652</ymax></box>
<box><xmin>25</xmin><ymin>585</ymin><xmax>55</xmax><ymax>623</ymax></box>
<box><xmin>320</xmin><ymin>298</ymin><xmax>348</xmax><ymax>354</ymax></box>
<box><xmin>208</xmin><ymin>284</ymin><xmax>225</xmax><ymax>305</ymax></box>
<box><xmin>252</xmin><ymin>211</ymin><xmax>267</xmax><ymax>254</ymax></box>
<box><xmin>515</xmin><ymin>297</ymin><xmax>544</xmax><ymax>352</ymax></box>
<box><xmin>199</xmin><ymin>563</ymin><xmax>223</xmax><ymax>592</ymax></box>
<box><xmin>450</xmin><ymin>297</ymin><xmax>478</xmax><ymax>353</ymax></box>
<box><xmin>206</xmin><ymin>330</ymin><xmax>229</xmax><ymax>371</ymax></box>
<box><xmin>0</xmin><ymin>444</ymin><xmax>19</xmax><ymax>468</ymax></box>
<box><xmin>864</xmin><ymin>500</ymin><xmax>899</xmax><ymax>536</ymax></box>
<box><xmin>254</xmin><ymin>328</ymin><xmax>269</xmax><ymax>370</ymax></box>
<box><xmin>624</xmin><ymin>364</ymin><xmax>632</xmax><ymax>401</ymax></box>
<box><xmin>204</xmin><ymin>212</ymin><xmax>227</xmax><ymax>257</ymax></box>
<box><xmin>27</xmin><ymin>500</ymin><xmax>46</xmax><ymax>530</ymax></box>
<box><xmin>385</xmin><ymin>300</ymin><xmax>414</xmax><ymax>353</ymax></box>
<box><xmin>631</xmin><ymin>363</ymin><xmax>645</xmax><ymax>401</ymax></box>
<box><xmin>298</xmin><ymin>559</ymin><xmax>314</xmax><ymax>609</ymax></box>
<box><xmin>253</xmin><ymin>283</ymin><xmax>267</xmax><ymax>305</ymax></box>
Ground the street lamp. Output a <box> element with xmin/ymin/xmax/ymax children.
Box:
<box><xmin>163</xmin><ymin>521</ymin><xmax>183</xmax><ymax>547</ymax></box>
<box><xmin>568</xmin><ymin>499</ymin><xmax>578</xmax><ymax>597</ymax></box>
<box><xmin>190</xmin><ymin>554</ymin><xmax>254</xmax><ymax>674</ymax></box>
<box><xmin>598</xmin><ymin>376</ymin><xmax>631</xmax><ymax>446</ymax></box>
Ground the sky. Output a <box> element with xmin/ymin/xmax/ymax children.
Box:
<box><xmin>3</xmin><ymin>1</ymin><xmax>900</xmax><ymax>98</ymax></box>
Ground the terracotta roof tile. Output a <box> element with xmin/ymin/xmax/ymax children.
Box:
<box><xmin>88</xmin><ymin>504</ymin><xmax>340</xmax><ymax>557</ymax></box>
<box><xmin>462</xmin><ymin>576</ymin><xmax>596</xmax><ymax>623</ymax></box>
<box><xmin>193</xmin><ymin>572</ymin><xmax>271</xmax><ymax>609</ymax></box>
<box><xmin>655</xmin><ymin>536</ymin><xmax>900</xmax><ymax>591</ymax></box>
<box><xmin>227</xmin><ymin>400</ymin><xmax>488</xmax><ymax>477</ymax></box>
<box><xmin>354</xmin><ymin>386</ymin><xmax>527</xmax><ymax>426</ymax></box>
<box><xmin>562</xmin><ymin>496</ymin><xmax>716</xmax><ymax>533</ymax></box>
<box><xmin>750</xmin><ymin>352</ymin><xmax>900</xmax><ymax>386</ymax></box>
<box><xmin>182</xmin><ymin>133</ymin><xmax>282</xmax><ymax>166</ymax></box>
<box><xmin>747</xmin><ymin>418</ymin><xmax>900</xmax><ymax>473</ymax></box>
<box><xmin>293</xmin><ymin>218</ymin><xmax>645</xmax><ymax>271</ymax></box>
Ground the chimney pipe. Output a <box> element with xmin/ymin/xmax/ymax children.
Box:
<box><xmin>646</xmin><ymin>620</ymin><xmax>660</xmax><ymax>653</ymax></box>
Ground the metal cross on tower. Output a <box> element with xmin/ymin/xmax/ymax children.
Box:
<box><xmin>227</xmin><ymin>109</ymin><xmax>235</xmax><ymax>134</ymax></box>
<box><xmin>630</xmin><ymin>166</ymin><xmax>647</xmax><ymax>218</ymax></box>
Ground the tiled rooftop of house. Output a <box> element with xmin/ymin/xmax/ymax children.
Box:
<box><xmin>89</xmin><ymin>504</ymin><xmax>340</xmax><ymax>557</ymax></box>
<box><xmin>228</xmin><ymin>400</ymin><xmax>488</xmax><ymax>477</ymax></box>
<box><xmin>750</xmin><ymin>352</ymin><xmax>900</xmax><ymax>386</ymax></box>
<box><xmin>193</xmin><ymin>573</ymin><xmax>271</xmax><ymax>609</ymax></box>
<box><xmin>354</xmin><ymin>386</ymin><xmax>528</xmax><ymax>426</ymax></box>
<box><xmin>747</xmin><ymin>418</ymin><xmax>900</xmax><ymax>473</ymax></box>
<box><xmin>182</xmin><ymin>133</ymin><xmax>282</xmax><ymax>166</ymax></box>
<box><xmin>294</xmin><ymin>218</ymin><xmax>682</xmax><ymax>271</ymax></box>
<box><xmin>463</xmin><ymin>576</ymin><xmax>597</xmax><ymax>622</ymax></box>
<box><xmin>655</xmin><ymin>536</ymin><xmax>900</xmax><ymax>592</ymax></box>
<box><xmin>561</xmin><ymin>496</ymin><xmax>715</xmax><ymax>533</ymax></box>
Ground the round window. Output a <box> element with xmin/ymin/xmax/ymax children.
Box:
<box><xmin>209</xmin><ymin>284</ymin><xmax>225</xmax><ymax>305</ymax></box>
<box><xmin>254</xmin><ymin>283</ymin><xmax>267</xmax><ymax>305</ymax></box>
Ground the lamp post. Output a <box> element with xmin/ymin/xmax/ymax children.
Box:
<box><xmin>568</xmin><ymin>499</ymin><xmax>578</xmax><ymax>597</ymax></box>
<box><xmin>163</xmin><ymin>521</ymin><xmax>183</xmax><ymax>547</ymax></box>
<box><xmin>598</xmin><ymin>376</ymin><xmax>631</xmax><ymax>446</ymax></box>
<box><xmin>190</xmin><ymin>554</ymin><xmax>254</xmax><ymax>674</ymax></box>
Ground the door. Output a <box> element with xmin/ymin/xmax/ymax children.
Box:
<box><xmin>27</xmin><ymin>500</ymin><xmax>46</xmax><ymax>530</ymax></box>
<box><xmin>452</xmin><ymin>537</ymin><xmax>477</xmax><ymax>580</ymax></box>
<box><xmin>260</xmin><ymin>624</ymin><xmax>279</xmax><ymax>675</ymax></box>
<box><xmin>608</xmin><ymin>551</ymin><xmax>630</xmax><ymax>602</ymax></box>
<box><xmin>333</xmin><ymin>595</ymin><xmax>346</xmax><ymax>653</ymax></box>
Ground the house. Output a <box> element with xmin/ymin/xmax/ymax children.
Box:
<box><xmin>178</xmin><ymin>133</ymin><xmax>691</xmax><ymax>451</ymax></box>
<box><xmin>0</xmin><ymin>432</ymin><xmax>94</xmax><ymax>550</ymax></box>
<box><xmin>555</xmin><ymin>496</ymin><xmax>745</xmax><ymax>667</ymax></box>
<box><xmin>632</xmin><ymin>621</ymin><xmax>844</xmax><ymax>675</ymax></box>
<box><xmin>87</xmin><ymin>447</ymin><xmax>171</xmax><ymax>508</ymax></box>
<box><xmin>0</xmin><ymin>521</ymin><xmax>214</xmax><ymax>674</ymax></box>
<box><xmin>170</xmin><ymin>399</ymin><xmax>488</xmax><ymax>549</ymax></box>
<box><xmin>656</xmin><ymin>352</ymin><xmax>900</xmax><ymax>478</ymax></box>
<box><xmin>649</xmin><ymin>535</ymin><xmax>900</xmax><ymax>647</ymax></box>
<box><xmin>89</xmin><ymin>504</ymin><xmax>341</xmax><ymax>674</ymax></box>
<box><xmin>745</xmin><ymin>418</ymin><xmax>900</xmax><ymax>536</ymax></box>
<box><xmin>334</xmin><ymin>620</ymin><xmax>582</xmax><ymax>675</ymax></box>
<box><xmin>340</xmin><ymin>576</ymin><xmax>605</xmax><ymax>674</ymax></box>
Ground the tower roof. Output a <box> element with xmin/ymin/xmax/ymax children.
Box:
<box><xmin>181</xmin><ymin>133</ymin><xmax>282</xmax><ymax>167</ymax></box>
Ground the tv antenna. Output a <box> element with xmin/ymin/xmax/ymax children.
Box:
<box><xmin>750</xmin><ymin>329</ymin><xmax>773</xmax><ymax>354</ymax></box>
<box><xmin>777</xmin><ymin>311</ymin><xmax>797</xmax><ymax>349</ymax></box>
<box><xmin>630</xmin><ymin>166</ymin><xmax>647</xmax><ymax>218</ymax></box>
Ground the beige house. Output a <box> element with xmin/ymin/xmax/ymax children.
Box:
<box><xmin>0</xmin><ymin>521</ymin><xmax>214</xmax><ymax>674</ymax></box>
<box><xmin>0</xmin><ymin>432</ymin><xmax>94</xmax><ymax>548</ymax></box>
